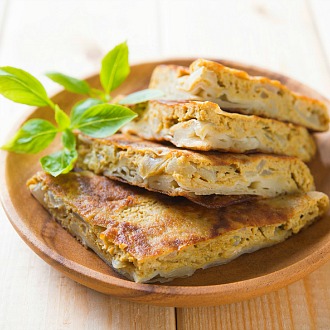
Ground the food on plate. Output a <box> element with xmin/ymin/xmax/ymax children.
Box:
<box><xmin>149</xmin><ymin>59</ymin><xmax>329</xmax><ymax>131</ymax></box>
<box><xmin>121</xmin><ymin>99</ymin><xmax>316</xmax><ymax>161</ymax></box>
<box><xmin>76</xmin><ymin>133</ymin><xmax>315</xmax><ymax>201</ymax></box>
<box><xmin>18</xmin><ymin>56</ymin><xmax>328</xmax><ymax>284</ymax></box>
<box><xmin>27</xmin><ymin>171</ymin><xmax>329</xmax><ymax>283</ymax></box>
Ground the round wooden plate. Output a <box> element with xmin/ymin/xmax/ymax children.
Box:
<box><xmin>1</xmin><ymin>60</ymin><xmax>330</xmax><ymax>307</ymax></box>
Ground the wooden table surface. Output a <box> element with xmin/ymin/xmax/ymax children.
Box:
<box><xmin>0</xmin><ymin>1</ymin><xmax>329</xmax><ymax>329</ymax></box>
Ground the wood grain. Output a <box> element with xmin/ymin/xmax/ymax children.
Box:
<box><xmin>0</xmin><ymin>254</ymin><xmax>176</xmax><ymax>329</ymax></box>
<box><xmin>176</xmin><ymin>262</ymin><xmax>330</xmax><ymax>329</ymax></box>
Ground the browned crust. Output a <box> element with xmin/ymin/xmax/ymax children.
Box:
<box><xmin>193</xmin><ymin>59</ymin><xmax>326</xmax><ymax>108</ymax></box>
<box><xmin>27</xmin><ymin>171</ymin><xmax>329</xmax><ymax>261</ymax></box>
<box><xmin>123</xmin><ymin>99</ymin><xmax>316</xmax><ymax>161</ymax></box>
<box><xmin>150</xmin><ymin>61</ymin><xmax>329</xmax><ymax>131</ymax></box>
<box><xmin>27</xmin><ymin>170</ymin><xmax>144</xmax><ymax>227</ymax></box>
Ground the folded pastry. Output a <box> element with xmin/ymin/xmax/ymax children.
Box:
<box><xmin>121</xmin><ymin>100</ymin><xmax>316</xmax><ymax>161</ymax></box>
<box><xmin>76</xmin><ymin>133</ymin><xmax>315</xmax><ymax>202</ymax></box>
<box><xmin>149</xmin><ymin>59</ymin><xmax>329</xmax><ymax>132</ymax></box>
<box><xmin>27</xmin><ymin>171</ymin><xmax>329</xmax><ymax>283</ymax></box>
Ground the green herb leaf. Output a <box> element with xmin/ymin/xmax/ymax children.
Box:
<box><xmin>89</xmin><ymin>88</ymin><xmax>109</xmax><ymax>101</ymax></box>
<box><xmin>119</xmin><ymin>89</ymin><xmax>164</xmax><ymax>105</ymax></box>
<box><xmin>1</xmin><ymin>119</ymin><xmax>57</xmax><ymax>154</ymax></box>
<box><xmin>100</xmin><ymin>41</ymin><xmax>130</xmax><ymax>94</ymax></box>
<box><xmin>73</xmin><ymin>103</ymin><xmax>137</xmax><ymax>138</ymax></box>
<box><xmin>46</xmin><ymin>72</ymin><xmax>91</xmax><ymax>95</ymax></box>
<box><xmin>40</xmin><ymin>148</ymin><xmax>78</xmax><ymax>177</ymax></box>
<box><xmin>61</xmin><ymin>129</ymin><xmax>76</xmax><ymax>150</ymax></box>
<box><xmin>55</xmin><ymin>105</ymin><xmax>71</xmax><ymax>130</ymax></box>
<box><xmin>0</xmin><ymin>67</ymin><xmax>52</xmax><ymax>107</ymax></box>
<box><xmin>70</xmin><ymin>98</ymin><xmax>104</xmax><ymax>126</ymax></box>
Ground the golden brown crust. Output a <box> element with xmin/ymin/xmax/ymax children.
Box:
<box><xmin>27</xmin><ymin>170</ymin><xmax>143</xmax><ymax>227</ymax></box>
<box><xmin>193</xmin><ymin>59</ymin><xmax>325</xmax><ymax>107</ymax></box>
<box><xmin>149</xmin><ymin>61</ymin><xmax>329</xmax><ymax>131</ymax></box>
<box><xmin>28</xmin><ymin>171</ymin><xmax>329</xmax><ymax>262</ymax></box>
<box><xmin>76</xmin><ymin>133</ymin><xmax>315</xmax><ymax>199</ymax></box>
<box><xmin>122</xmin><ymin>99</ymin><xmax>316</xmax><ymax>161</ymax></box>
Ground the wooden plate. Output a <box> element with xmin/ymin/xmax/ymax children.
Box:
<box><xmin>1</xmin><ymin>60</ymin><xmax>330</xmax><ymax>307</ymax></box>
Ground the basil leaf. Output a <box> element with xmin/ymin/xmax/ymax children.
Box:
<box><xmin>74</xmin><ymin>103</ymin><xmax>137</xmax><ymax>138</ymax></box>
<box><xmin>46</xmin><ymin>72</ymin><xmax>91</xmax><ymax>95</ymax></box>
<box><xmin>1</xmin><ymin>119</ymin><xmax>57</xmax><ymax>154</ymax></box>
<box><xmin>40</xmin><ymin>148</ymin><xmax>78</xmax><ymax>177</ymax></box>
<box><xmin>61</xmin><ymin>129</ymin><xmax>76</xmax><ymax>150</ymax></box>
<box><xmin>0</xmin><ymin>67</ymin><xmax>51</xmax><ymax>107</ymax></box>
<box><xmin>100</xmin><ymin>41</ymin><xmax>130</xmax><ymax>93</ymax></box>
<box><xmin>70</xmin><ymin>98</ymin><xmax>104</xmax><ymax>126</ymax></box>
<box><xmin>119</xmin><ymin>89</ymin><xmax>164</xmax><ymax>105</ymax></box>
<box><xmin>89</xmin><ymin>88</ymin><xmax>109</xmax><ymax>101</ymax></box>
<box><xmin>55</xmin><ymin>105</ymin><xmax>71</xmax><ymax>130</ymax></box>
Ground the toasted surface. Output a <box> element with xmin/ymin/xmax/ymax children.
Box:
<box><xmin>122</xmin><ymin>100</ymin><xmax>316</xmax><ymax>161</ymax></box>
<box><xmin>149</xmin><ymin>60</ymin><xmax>329</xmax><ymax>131</ymax></box>
<box><xmin>76</xmin><ymin>133</ymin><xmax>315</xmax><ymax>199</ymax></box>
<box><xmin>27</xmin><ymin>171</ymin><xmax>329</xmax><ymax>283</ymax></box>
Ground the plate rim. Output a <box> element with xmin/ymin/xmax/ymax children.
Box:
<box><xmin>1</xmin><ymin>58</ymin><xmax>330</xmax><ymax>307</ymax></box>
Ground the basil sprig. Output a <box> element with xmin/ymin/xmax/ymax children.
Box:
<box><xmin>40</xmin><ymin>149</ymin><xmax>78</xmax><ymax>177</ymax></box>
<box><xmin>70</xmin><ymin>98</ymin><xmax>104</xmax><ymax>126</ymax></box>
<box><xmin>0</xmin><ymin>42</ymin><xmax>148</xmax><ymax>176</ymax></box>
<box><xmin>46</xmin><ymin>41</ymin><xmax>163</xmax><ymax>104</ymax></box>
<box><xmin>0</xmin><ymin>67</ymin><xmax>53</xmax><ymax>107</ymax></box>
<box><xmin>118</xmin><ymin>89</ymin><xmax>164</xmax><ymax>105</ymax></box>
<box><xmin>45</xmin><ymin>72</ymin><xmax>91</xmax><ymax>95</ymax></box>
<box><xmin>71</xmin><ymin>104</ymin><xmax>137</xmax><ymax>138</ymax></box>
<box><xmin>2</xmin><ymin>119</ymin><xmax>58</xmax><ymax>154</ymax></box>
<box><xmin>100</xmin><ymin>41</ymin><xmax>130</xmax><ymax>94</ymax></box>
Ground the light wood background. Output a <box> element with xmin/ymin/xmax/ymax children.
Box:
<box><xmin>0</xmin><ymin>0</ymin><xmax>329</xmax><ymax>329</ymax></box>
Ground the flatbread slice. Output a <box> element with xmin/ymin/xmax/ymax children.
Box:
<box><xmin>149</xmin><ymin>60</ymin><xmax>329</xmax><ymax>132</ymax></box>
<box><xmin>121</xmin><ymin>100</ymin><xmax>316</xmax><ymax>161</ymax></box>
<box><xmin>76</xmin><ymin>133</ymin><xmax>315</xmax><ymax>200</ymax></box>
<box><xmin>27</xmin><ymin>171</ymin><xmax>329</xmax><ymax>283</ymax></box>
